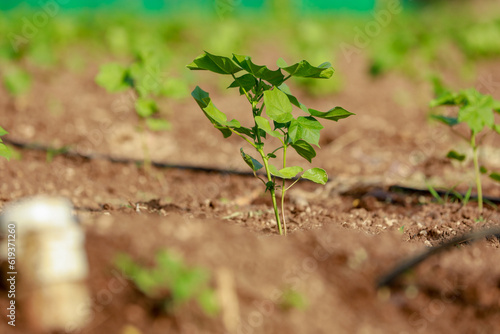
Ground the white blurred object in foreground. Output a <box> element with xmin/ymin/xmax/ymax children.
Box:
<box><xmin>0</xmin><ymin>196</ymin><xmax>90</xmax><ymax>332</ymax></box>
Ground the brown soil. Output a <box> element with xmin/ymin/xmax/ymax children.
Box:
<box><xmin>1</xmin><ymin>41</ymin><xmax>500</xmax><ymax>333</ymax></box>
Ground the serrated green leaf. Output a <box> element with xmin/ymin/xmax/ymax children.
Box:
<box><xmin>95</xmin><ymin>63</ymin><xmax>130</xmax><ymax>92</ymax></box>
<box><xmin>146</xmin><ymin>118</ymin><xmax>170</xmax><ymax>131</ymax></box>
<box><xmin>307</xmin><ymin>107</ymin><xmax>355</xmax><ymax>121</ymax></box>
<box><xmin>279</xmin><ymin>166</ymin><xmax>303</xmax><ymax>179</ymax></box>
<box><xmin>446</xmin><ymin>150</ymin><xmax>466</xmax><ymax>161</ymax></box>
<box><xmin>232</xmin><ymin>54</ymin><xmax>285</xmax><ymax>85</ymax></box>
<box><xmin>187</xmin><ymin>51</ymin><xmax>242</xmax><ymax>75</ymax></box>
<box><xmin>289</xmin><ymin>116</ymin><xmax>323</xmax><ymax>147</ymax></box>
<box><xmin>3</xmin><ymin>66</ymin><xmax>31</xmax><ymax>96</ymax></box>
<box><xmin>255</xmin><ymin>116</ymin><xmax>282</xmax><ymax>138</ymax></box>
<box><xmin>0</xmin><ymin>126</ymin><xmax>8</xmax><ymax>136</ymax></box>
<box><xmin>228</xmin><ymin>73</ymin><xmax>257</xmax><ymax>93</ymax></box>
<box><xmin>291</xmin><ymin>140</ymin><xmax>316</xmax><ymax>163</ymax></box>
<box><xmin>489</xmin><ymin>172</ymin><xmax>500</xmax><ymax>182</ymax></box>
<box><xmin>240</xmin><ymin>148</ymin><xmax>263</xmax><ymax>172</ymax></box>
<box><xmin>279</xmin><ymin>60</ymin><xmax>334</xmax><ymax>79</ymax></box>
<box><xmin>480</xmin><ymin>166</ymin><xmax>488</xmax><ymax>174</ymax></box>
<box><xmin>135</xmin><ymin>98</ymin><xmax>158</xmax><ymax>118</ymax></box>
<box><xmin>302</xmin><ymin>168</ymin><xmax>328</xmax><ymax>184</ymax></box>
<box><xmin>458</xmin><ymin>103</ymin><xmax>494</xmax><ymax>134</ymax></box>
<box><xmin>431</xmin><ymin>115</ymin><xmax>459</xmax><ymax>127</ymax></box>
<box><xmin>263</xmin><ymin>89</ymin><xmax>294</xmax><ymax>123</ymax></box>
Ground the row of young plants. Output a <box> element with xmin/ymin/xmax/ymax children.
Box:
<box><xmin>3</xmin><ymin>3</ymin><xmax>500</xmax><ymax>98</ymax></box>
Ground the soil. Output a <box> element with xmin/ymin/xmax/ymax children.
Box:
<box><xmin>1</xmin><ymin>35</ymin><xmax>500</xmax><ymax>333</ymax></box>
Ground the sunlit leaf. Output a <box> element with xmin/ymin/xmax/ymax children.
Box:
<box><xmin>302</xmin><ymin>168</ymin><xmax>328</xmax><ymax>184</ymax></box>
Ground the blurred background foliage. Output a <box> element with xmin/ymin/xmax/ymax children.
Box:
<box><xmin>0</xmin><ymin>0</ymin><xmax>499</xmax><ymax>97</ymax></box>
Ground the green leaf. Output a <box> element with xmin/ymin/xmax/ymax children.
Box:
<box><xmin>493</xmin><ymin>124</ymin><xmax>500</xmax><ymax>135</ymax></box>
<box><xmin>302</xmin><ymin>168</ymin><xmax>328</xmax><ymax>185</ymax></box>
<box><xmin>277</xmin><ymin>83</ymin><xmax>307</xmax><ymax>111</ymax></box>
<box><xmin>278</xmin><ymin>59</ymin><xmax>334</xmax><ymax>79</ymax></box>
<box><xmin>289</xmin><ymin>116</ymin><xmax>323</xmax><ymax>147</ymax></box>
<box><xmin>228</xmin><ymin>74</ymin><xmax>257</xmax><ymax>93</ymax></box>
<box><xmin>233</xmin><ymin>126</ymin><xmax>254</xmax><ymax>138</ymax></box>
<box><xmin>263</xmin><ymin>89</ymin><xmax>294</xmax><ymax>123</ymax></box>
<box><xmin>489</xmin><ymin>172</ymin><xmax>500</xmax><ymax>182</ymax></box>
<box><xmin>279</xmin><ymin>166</ymin><xmax>303</xmax><ymax>179</ymax></box>
<box><xmin>187</xmin><ymin>51</ymin><xmax>242</xmax><ymax>75</ymax></box>
<box><xmin>191</xmin><ymin>86</ymin><xmax>211</xmax><ymax>108</ymax></box>
<box><xmin>0</xmin><ymin>126</ymin><xmax>8</xmax><ymax>136</ymax></box>
<box><xmin>446</xmin><ymin>150</ymin><xmax>466</xmax><ymax>162</ymax></box>
<box><xmin>291</xmin><ymin>140</ymin><xmax>316</xmax><ymax>163</ymax></box>
<box><xmin>135</xmin><ymin>98</ymin><xmax>158</xmax><ymax>118</ymax></box>
<box><xmin>429</xmin><ymin>92</ymin><xmax>458</xmax><ymax>107</ymax></box>
<box><xmin>480</xmin><ymin>166</ymin><xmax>488</xmax><ymax>174</ymax></box>
<box><xmin>146</xmin><ymin>118</ymin><xmax>170</xmax><ymax>131</ymax></box>
<box><xmin>0</xmin><ymin>143</ymin><xmax>11</xmax><ymax>161</ymax></box>
<box><xmin>431</xmin><ymin>115</ymin><xmax>459</xmax><ymax>127</ymax></box>
<box><xmin>458</xmin><ymin>102</ymin><xmax>495</xmax><ymax>134</ymax></box>
<box><xmin>255</xmin><ymin>116</ymin><xmax>282</xmax><ymax>138</ymax></box>
<box><xmin>240</xmin><ymin>148</ymin><xmax>263</xmax><ymax>172</ymax></box>
<box><xmin>232</xmin><ymin>54</ymin><xmax>285</xmax><ymax>86</ymax></box>
<box><xmin>95</xmin><ymin>63</ymin><xmax>130</xmax><ymax>92</ymax></box>
<box><xmin>307</xmin><ymin>107</ymin><xmax>355</xmax><ymax>121</ymax></box>
<box><xmin>203</xmin><ymin>100</ymin><xmax>228</xmax><ymax>125</ymax></box>
<box><xmin>268</xmin><ymin>164</ymin><xmax>282</xmax><ymax>177</ymax></box>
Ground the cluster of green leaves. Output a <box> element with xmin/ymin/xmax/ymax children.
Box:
<box><xmin>430</xmin><ymin>83</ymin><xmax>500</xmax><ymax>213</ymax></box>
<box><xmin>115</xmin><ymin>250</ymin><xmax>219</xmax><ymax>316</ymax></box>
<box><xmin>0</xmin><ymin>126</ymin><xmax>11</xmax><ymax>160</ymax></box>
<box><xmin>95</xmin><ymin>50</ymin><xmax>188</xmax><ymax>131</ymax></box>
<box><xmin>187</xmin><ymin>52</ymin><xmax>353</xmax><ymax>235</ymax></box>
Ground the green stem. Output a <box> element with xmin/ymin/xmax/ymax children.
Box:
<box><xmin>258</xmin><ymin>148</ymin><xmax>283</xmax><ymax>235</ymax></box>
<box><xmin>281</xmin><ymin>143</ymin><xmax>288</xmax><ymax>235</ymax></box>
<box><xmin>471</xmin><ymin>132</ymin><xmax>483</xmax><ymax>214</ymax></box>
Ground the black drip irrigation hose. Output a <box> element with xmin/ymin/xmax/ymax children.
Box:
<box><xmin>4</xmin><ymin>137</ymin><xmax>500</xmax><ymax>204</ymax></box>
<box><xmin>377</xmin><ymin>227</ymin><xmax>500</xmax><ymax>288</ymax></box>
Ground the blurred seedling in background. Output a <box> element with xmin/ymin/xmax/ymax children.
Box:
<box><xmin>430</xmin><ymin>80</ymin><xmax>500</xmax><ymax>215</ymax></box>
<box><xmin>1</xmin><ymin>65</ymin><xmax>32</xmax><ymax>105</ymax></box>
<box><xmin>279</xmin><ymin>288</ymin><xmax>308</xmax><ymax>311</ymax></box>
<box><xmin>115</xmin><ymin>250</ymin><xmax>219</xmax><ymax>316</ymax></box>
<box><xmin>0</xmin><ymin>126</ymin><xmax>11</xmax><ymax>161</ymax></box>
<box><xmin>96</xmin><ymin>50</ymin><xmax>188</xmax><ymax>168</ymax></box>
<box><xmin>187</xmin><ymin>52</ymin><xmax>354</xmax><ymax>235</ymax></box>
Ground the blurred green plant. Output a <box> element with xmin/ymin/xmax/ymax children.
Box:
<box><xmin>430</xmin><ymin>82</ymin><xmax>500</xmax><ymax>214</ymax></box>
<box><xmin>115</xmin><ymin>250</ymin><xmax>219</xmax><ymax>316</ymax></box>
<box><xmin>279</xmin><ymin>288</ymin><xmax>308</xmax><ymax>311</ymax></box>
<box><xmin>96</xmin><ymin>50</ymin><xmax>188</xmax><ymax>166</ymax></box>
<box><xmin>187</xmin><ymin>51</ymin><xmax>354</xmax><ymax>235</ymax></box>
<box><xmin>0</xmin><ymin>127</ymin><xmax>11</xmax><ymax>161</ymax></box>
<box><xmin>2</xmin><ymin>65</ymin><xmax>31</xmax><ymax>96</ymax></box>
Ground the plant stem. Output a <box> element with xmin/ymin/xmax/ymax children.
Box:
<box><xmin>281</xmin><ymin>144</ymin><xmax>288</xmax><ymax>235</ymax></box>
<box><xmin>258</xmin><ymin>148</ymin><xmax>283</xmax><ymax>235</ymax></box>
<box><xmin>471</xmin><ymin>132</ymin><xmax>483</xmax><ymax>214</ymax></box>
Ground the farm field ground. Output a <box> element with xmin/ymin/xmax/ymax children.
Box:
<box><xmin>1</xmin><ymin>2</ymin><xmax>500</xmax><ymax>334</ymax></box>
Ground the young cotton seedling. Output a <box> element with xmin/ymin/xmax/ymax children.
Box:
<box><xmin>115</xmin><ymin>250</ymin><xmax>219</xmax><ymax>316</ymax></box>
<box><xmin>430</xmin><ymin>84</ymin><xmax>500</xmax><ymax>214</ymax></box>
<box><xmin>95</xmin><ymin>50</ymin><xmax>187</xmax><ymax>167</ymax></box>
<box><xmin>187</xmin><ymin>52</ymin><xmax>354</xmax><ymax>235</ymax></box>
